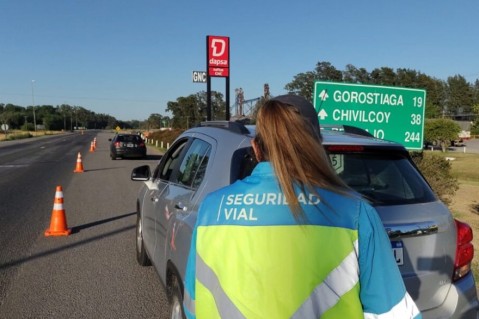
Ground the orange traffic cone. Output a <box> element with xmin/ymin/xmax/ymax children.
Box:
<box><xmin>73</xmin><ymin>152</ymin><xmax>84</xmax><ymax>173</ymax></box>
<box><xmin>89</xmin><ymin>141</ymin><xmax>95</xmax><ymax>152</ymax></box>
<box><xmin>93</xmin><ymin>137</ymin><xmax>97</xmax><ymax>149</ymax></box>
<box><xmin>45</xmin><ymin>186</ymin><xmax>71</xmax><ymax>237</ymax></box>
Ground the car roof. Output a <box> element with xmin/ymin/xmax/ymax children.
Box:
<box><xmin>116</xmin><ymin>133</ymin><xmax>140</xmax><ymax>136</ymax></box>
<box><xmin>179</xmin><ymin>121</ymin><xmax>406</xmax><ymax>152</ymax></box>
<box><xmin>185</xmin><ymin>122</ymin><xmax>253</xmax><ymax>140</ymax></box>
<box><xmin>321</xmin><ymin>129</ymin><xmax>405</xmax><ymax>150</ymax></box>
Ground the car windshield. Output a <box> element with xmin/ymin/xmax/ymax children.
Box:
<box><xmin>117</xmin><ymin>135</ymin><xmax>141</xmax><ymax>143</ymax></box>
<box><xmin>328</xmin><ymin>151</ymin><xmax>436</xmax><ymax>205</ymax></box>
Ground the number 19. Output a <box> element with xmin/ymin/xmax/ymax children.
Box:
<box><xmin>413</xmin><ymin>97</ymin><xmax>423</xmax><ymax>107</ymax></box>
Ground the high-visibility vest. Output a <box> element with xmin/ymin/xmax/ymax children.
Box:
<box><xmin>184</xmin><ymin>162</ymin><xmax>421</xmax><ymax>319</ymax></box>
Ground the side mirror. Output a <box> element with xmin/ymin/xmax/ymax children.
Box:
<box><xmin>131</xmin><ymin>165</ymin><xmax>151</xmax><ymax>181</ymax></box>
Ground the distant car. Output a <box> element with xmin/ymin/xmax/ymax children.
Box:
<box><xmin>109</xmin><ymin>133</ymin><xmax>146</xmax><ymax>160</ymax></box>
<box><xmin>131</xmin><ymin>121</ymin><xmax>479</xmax><ymax>319</ymax></box>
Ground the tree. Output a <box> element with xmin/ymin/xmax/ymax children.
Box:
<box><xmin>395</xmin><ymin>68</ymin><xmax>418</xmax><ymax>87</ymax></box>
<box><xmin>0</xmin><ymin>101</ymin><xmax>120</xmax><ymax>130</ymax></box>
<box><xmin>284</xmin><ymin>71</ymin><xmax>317</xmax><ymax>101</ymax></box>
<box><xmin>473</xmin><ymin>79</ymin><xmax>479</xmax><ymax>106</ymax></box>
<box><xmin>42</xmin><ymin>112</ymin><xmax>64</xmax><ymax>130</ymax></box>
<box><xmin>315</xmin><ymin>61</ymin><xmax>343</xmax><ymax>82</ymax></box>
<box><xmin>1</xmin><ymin>104</ymin><xmax>24</xmax><ymax>128</ymax></box>
<box><xmin>285</xmin><ymin>61</ymin><xmax>343</xmax><ymax>102</ymax></box>
<box><xmin>209</xmin><ymin>91</ymin><xmax>226</xmax><ymax>120</ymax></box>
<box><xmin>166</xmin><ymin>91</ymin><xmax>225</xmax><ymax>128</ymax></box>
<box><xmin>167</xmin><ymin>94</ymin><xmax>199</xmax><ymax>129</ymax></box>
<box><xmin>342</xmin><ymin>64</ymin><xmax>370</xmax><ymax>84</ymax></box>
<box><xmin>424</xmin><ymin>118</ymin><xmax>461</xmax><ymax>152</ymax></box>
<box><xmin>417</xmin><ymin>75</ymin><xmax>446</xmax><ymax>118</ymax></box>
<box><xmin>469</xmin><ymin>102</ymin><xmax>479</xmax><ymax>135</ymax></box>
<box><xmin>148</xmin><ymin>113</ymin><xmax>163</xmax><ymax>129</ymax></box>
<box><xmin>446</xmin><ymin>75</ymin><xmax>474</xmax><ymax>116</ymax></box>
<box><xmin>370</xmin><ymin>67</ymin><xmax>397</xmax><ymax>85</ymax></box>
<box><xmin>410</xmin><ymin>152</ymin><xmax>458</xmax><ymax>205</ymax></box>
<box><xmin>57</xmin><ymin>104</ymin><xmax>71</xmax><ymax>130</ymax></box>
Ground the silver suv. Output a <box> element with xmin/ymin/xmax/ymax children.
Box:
<box><xmin>131</xmin><ymin>121</ymin><xmax>479</xmax><ymax>318</ymax></box>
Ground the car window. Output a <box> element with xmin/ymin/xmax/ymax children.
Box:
<box><xmin>329</xmin><ymin>151</ymin><xmax>436</xmax><ymax>205</ymax></box>
<box><xmin>175</xmin><ymin>139</ymin><xmax>211</xmax><ymax>189</ymax></box>
<box><xmin>230</xmin><ymin>147</ymin><xmax>257</xmax><ymax>183</ymax></box>
<box><xmin>155</xmin><ymin>139</ymin><xmax>188</xmax><ymax>181</ymax></box>
<box><xmin>114</xmin><ymin>135</ymin><xmax>140</xmax><ymax>142</ymax></box>
<box><xmin>129</xmin><ymin>135</ymin><xmax>140</xmax><ymax>142</ymax></box>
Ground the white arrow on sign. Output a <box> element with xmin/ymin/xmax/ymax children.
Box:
<box><xmin>318</xmin><ymin>109</ymin><xmax>328</xmax><ymax>120</ymax></box>
<box><xmin>319</xmin><ymin>89</ymin><xmax>329</xmax><ymax>101</ymax></box>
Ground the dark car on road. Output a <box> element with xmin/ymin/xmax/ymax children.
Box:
<box><xmin>109</xmin><ymin>133</ymin><xmax>146</xmax><ymax>160</ymax></box>
<box><xmin>131</xmin><ymin>121</ymin><xmax>479</xmax><ymax>319</ymax></box>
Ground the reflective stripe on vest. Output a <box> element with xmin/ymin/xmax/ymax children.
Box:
<box><xmin>364</xmin><ymin>292</ymin><xmax>421</xmax><ymax>319</ymax></box>
<box><xmin>196</xmin><ymin>254</ymin><xmax>245</xmax><ymax>318</ymax></box>
<box><xmin>291</xmin><ymin>240</ymin><xmax>359</xmax><ymax>318</ymax></box>
<box><xmin>183</xmin><ymin>289</ymin><xmax>196</xmax><ymax>317</ymax></box>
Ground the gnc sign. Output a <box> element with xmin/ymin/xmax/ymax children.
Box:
<box><xmin>207</xmin><ymin>35</ymin><xmax>229</xmax><ymax>77</ymax></box>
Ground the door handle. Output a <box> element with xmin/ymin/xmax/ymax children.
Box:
<box><xmin>174</xmin><ymin>202</ymin><xmax>187</xmax><ymax>211</ymax></box>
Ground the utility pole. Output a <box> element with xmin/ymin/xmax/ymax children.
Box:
<box><xmin>31</xmin><ymin>80</ymin><xmax>37</xmax><ymax>133</ymax></box>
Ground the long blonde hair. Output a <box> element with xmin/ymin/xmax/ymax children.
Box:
<box><xmin>255</xmin><ymin>99</ymin><xmax>351</xmax><ymax>219</ymax></box>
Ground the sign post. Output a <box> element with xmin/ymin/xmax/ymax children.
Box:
<box><xmin>1</xmin><ymin>123</ymin><xmax>9</xmax><ymax>139</ymax></box>
<box><xmin>313</xmin><ymin>81</ymin><xmax>426</xmax><ymax>150</ymax></box>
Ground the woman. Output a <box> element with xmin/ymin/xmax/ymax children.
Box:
<box><xmin>183</xmin><ymin>95</ymin><xmax>421</xmax><ymax>319</ymax></box>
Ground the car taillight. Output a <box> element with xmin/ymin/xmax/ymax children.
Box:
<box><xmin>453</xmin><ymin>219</ymin><xmax>474</xmax><ymax>282</ymax></box>
<box><xmin>115</xmin><ymin>142</ymin><xmax>121</xmax><ymax>147</ymax></box>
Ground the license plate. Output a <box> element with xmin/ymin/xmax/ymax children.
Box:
<box><xmin>127</xmin><ymin>143</ymin><xmax>134</xmax><ymax>147</ymax></box>
<box><xmin>391</xmin><ymin>241</ymin><xmax>404</xmax><ymax>266</ymax></box>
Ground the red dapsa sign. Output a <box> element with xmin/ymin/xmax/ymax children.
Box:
<box><xmin>207</xmin><ymin>36</ymin><xmax>229</xmax><ymax>77</ymax></box>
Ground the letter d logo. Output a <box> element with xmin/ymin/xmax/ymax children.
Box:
<box><xmin>211</xmin><ymin>39</ymin><xmax>225</xmax><ymax>57</ymax></box>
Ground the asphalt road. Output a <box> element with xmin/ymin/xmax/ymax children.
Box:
<box><xmin>427</xmin><ymin>138</ymin><xmax>479</xmax><ymax>154</ymax></box>
<box><xmin>0</xmin><ymin>131</ymin><xmax>169</xmax><ymax>318</ymax></box>
<box><xmin>455</xmin><ymin>138</ymin><xmax>479</xmax><ymax>153</ymax></box>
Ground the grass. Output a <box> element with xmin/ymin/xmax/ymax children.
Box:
<box><xmin>0</xmin><ymin>130</ymin><xmax>63</xmax><ymax>141</ymax></box>
<box><xmin>435</xmin><ymin>152</ymin><xmax>479</xmax><ymax>182</ymax></box>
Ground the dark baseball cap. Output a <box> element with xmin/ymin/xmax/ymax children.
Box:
<box><xmin>271</xmin><ymin>94</ymin><xmax>322</xmax><ymax>141</ymax></box>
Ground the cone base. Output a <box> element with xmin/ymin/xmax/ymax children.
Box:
<box><xmin>73</xmin><ymin>168</ymin><xmax>84</xmax><ymax>173</ymax></box>
<box><xmin>45</xmin><ymin>228</ymin><xmax>71</xmax><ymax>237</ymax></box>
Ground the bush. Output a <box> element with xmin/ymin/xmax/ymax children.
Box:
<box><xmin>410</xmin><ymin>152</ymin><xmax>459</xmax><ymax>205</ymax></box>
<box><xmin>146</xmin><ymin>129</ymin><xmax>184</xmax><ymax>146</ymax></box>
<box><xmin>6</xmin><ymin>132</ymin><xmax>32</xmax><ymax>141</ymax></box>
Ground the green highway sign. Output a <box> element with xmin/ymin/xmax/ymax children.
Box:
<box><xmin>313</xmin><ymin>81</ymin><xmax>427</xmax><ymax>150</ymax></box>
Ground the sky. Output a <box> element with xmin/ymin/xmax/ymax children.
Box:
<box><xmin>1</xmin><ymin>0</ymin><xmax>478</xmax><ymax>121</ymax></box>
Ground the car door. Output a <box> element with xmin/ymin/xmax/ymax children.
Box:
<box><xmin>141</xmin><ymin>138</ymin><xmax>189</xmax><ymax>266</ymax></box>
<box><xmin>152</xmin><ymin>138</ymin><xmax>212</xmax><ymax>278</ymax></box>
